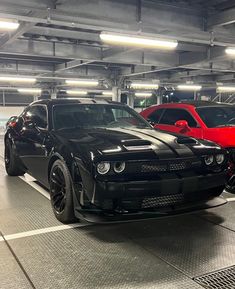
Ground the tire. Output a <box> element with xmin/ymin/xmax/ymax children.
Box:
<box><xmin>225</xmin><ymin>175</ymin><xmax>235</xmax><ymax>194</ymax></box>
<box><xmin>49</xmin><ymin>159</ymin><xmax>77</xmax><ymax>223</ymax></box>
<box><xmin>5</xmin><ymin>138</ymin><xmax>25</xmax><ymax>176</ymax></box>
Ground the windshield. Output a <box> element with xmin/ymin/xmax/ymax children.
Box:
<box><xmin>197</xmin><ymin>106</ymin><xmax>235</xmax><ymax>128</ymax></box>
<box><xmin>53</xmin><ymin>104</ymin><xmax>151</xmax><ymax>130</ymax></box>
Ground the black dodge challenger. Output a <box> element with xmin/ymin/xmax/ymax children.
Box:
<box><xmin>4</xmin><ymin>98</ymin><xmax>228</xmax><ymax>223</ymax></box>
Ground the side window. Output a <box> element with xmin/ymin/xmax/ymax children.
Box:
<box><xmin>148</xmin><ymin>109</ymin><xmax>164</xmax><ymax>124</ymax></box>
<box><xmin>160</xmin><ymin>109</ymin><xmax>197</xmax><ymax>127</ymax></box>
<box><xmin>24</xmin><ymin>105</ymin><xmax>47</xmax><ymax>129</ymax></box>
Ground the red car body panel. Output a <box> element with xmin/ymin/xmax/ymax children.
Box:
<box><xmin>140</xmin><ymin>103</ymin><xmax>235</xmax><ymax>149</ymax></box>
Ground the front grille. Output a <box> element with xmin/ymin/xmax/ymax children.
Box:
<box><xmin>141</xmin><ymin>160</ymin><xmax>189</xmax><ymax>173</ymax></box>
<box><xmin>141</xmin><ymin>194</ymin><xmax>184</xmax><ymax>209</ymax></box>
<box><xmin>120</xmin><ymin>194</ymin><xmax>185</xmax><ymax>211</ymax></box>
<box><xmin>193</xmin><ymin>266</ymin><xmax>235</xmax><ymax>289</ymax></box>
<box><xmin>141</xmin><ymin>163</ymin><xmax>168</xmax><ymax>172</ymax></box>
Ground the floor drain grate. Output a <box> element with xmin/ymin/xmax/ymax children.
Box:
<box><xmin>193</xmin><ymin>266</ymin><xmax>235</xmax><ymax>289</ymax></box>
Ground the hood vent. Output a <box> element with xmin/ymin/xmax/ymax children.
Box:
<box><xmin>176</xmin><ymin>136</ymin><xmax>197</xmax><ymax>145</ymax></box>
<box><xmin>122</xmin><ymin>139</ymin><xmax>153</xmax><ymax>151</ymax></box>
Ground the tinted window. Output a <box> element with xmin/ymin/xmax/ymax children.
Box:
<box><xmin>160</xmin><ymin>109</ymin><xmax>197</xmax><ymax>127</ymax></box>
<box><xmin>197</xmin><ymin>106</ymin><xmax>235</xmax><ymax>128</ymax></box>
<box><xmin>148</xmin><ymin>109</ymin><xmax>164</xmax><ymax>124</ymax></box>
<box><xmin>24</xmin><ymin>105</ymin><xmax>47</xmax><ymax>128</ymax></box>
<box><xmin>53</xmin><ymin>104</ymin><xmax>150</xmax><ymax>130</ymax></box>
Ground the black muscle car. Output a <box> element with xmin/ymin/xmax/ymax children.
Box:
<box><xmin>4</xmin><ymin>98</ymin><xmax>228</xmax><ymax>223</ymax></box>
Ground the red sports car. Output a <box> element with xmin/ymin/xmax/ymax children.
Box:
<box><xmin>140</xmin><ymin>101</ymin><xmax>235</xmax><ymax>191</ymax></box>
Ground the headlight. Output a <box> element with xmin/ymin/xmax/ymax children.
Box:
<box><xmin>113</xmin><ymin>161</ymin><xmax>126</xmax><ymax>173</ymax></box>
<box><xmin>97</xmin><ymin>162</ymin><xmax>110</xmax><ymax>175</ymax></box>
<box><xmin>204</xmin><ymin>155</ymin><xmax>214</xmax><ymax>165</ymax></box>
<box><xmin>215</xmin><ymin>154</ymin><xmax>225</xmax><ymax>164</ymax></box>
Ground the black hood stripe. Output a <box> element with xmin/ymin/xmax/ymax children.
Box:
<box><xmin>132</xmin><ymin>128</ymin><xmax>195</xmax><ymax>157</ymax></box>
<box><xmin>108</xmin><ymin>127</ymin><xmax>194</xmax><ymax>158</ymax></box>
<box><xmin>107</xmin><ymin>127</ymin><xmax>179</xmax><ymax>158</ymax></box>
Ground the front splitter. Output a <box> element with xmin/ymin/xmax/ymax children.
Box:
<box><xmin>75</xmin><ymin>196</ymin><xmax>227</xmax><ymax>223</ymax></box>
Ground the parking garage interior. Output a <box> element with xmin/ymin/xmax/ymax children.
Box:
<box><xmin>1</xmin><ymin>1</ymin><xmax>235</xmax><ymax>288</ymax></box>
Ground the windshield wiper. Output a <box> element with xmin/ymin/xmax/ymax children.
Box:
<box><xmin>215</xmin><ymin>124</ymin><xmax>235</xmax><ymax>127</ymax></box>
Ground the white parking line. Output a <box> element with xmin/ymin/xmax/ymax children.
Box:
<box><xmin>0</xmin><ymin>223</ymin><xmax>82</xmax><ymax>242</ymax></box>
<box><xmin>226</xmin><ymin>197</ymin><xmax>235</xmax><ymax>202</ymax></box>
<box><xmin>19</xmin><ymin>174</ymin><xmax>50</xmax><ymax>200</ymax></box>
<box><xmin>0</xmin><ymin>157</ymin><xmax>86</xmax><ymax>242</ymax></box>
<box><xmin>0</xmin><ymin>158</ymin><xmax>50</xmax><ymax>200</ymax></box>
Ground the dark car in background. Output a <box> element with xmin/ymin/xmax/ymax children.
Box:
<box><xmin>4</xmin><ymin>98</ymin><xmax>228</xmax><ymax>223</ymax></box>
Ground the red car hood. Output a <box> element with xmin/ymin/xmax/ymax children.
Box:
<box><xmin>204</xmin><ymin>127</ymin><xmax>235</xmax><ymax>148</ymax></box>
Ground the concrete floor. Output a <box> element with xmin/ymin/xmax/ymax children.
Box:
<box><xmin>0</xmin><ymin>137</ymin><xmax>235</xmax><ymax>289</ymax></box>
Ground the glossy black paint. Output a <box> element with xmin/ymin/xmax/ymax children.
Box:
<box><xmin>5</xmin><ymin>98</ymin><xmax>229</xmax><ymax>221</ymax></box>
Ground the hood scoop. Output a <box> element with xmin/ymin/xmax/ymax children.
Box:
<box><xmin>176</xmin><ymin>136</ymin><xmax>197</xmax><ymax>145</ymax></box>
<box><xmin>122</xmin><ymin>139</ymin><xmax>153</xmax><ymax>151</ymax></box>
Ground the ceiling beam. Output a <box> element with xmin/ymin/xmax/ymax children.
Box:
<box><xmin>55</xmin><ymin>60</ymin><xmax>94</xmax><ymax>72</ymax></box>
<box><xmin>208</xmin><ymin>7</ymin><xmax>235</xmax><ymax>27</ymax></box>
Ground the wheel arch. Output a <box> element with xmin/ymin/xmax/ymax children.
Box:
<box><xmin>47</xmin><ymin>153</ymin><xmax>78</xmax><ymax>183</ymax></box>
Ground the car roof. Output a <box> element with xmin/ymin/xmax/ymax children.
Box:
<box><xmin>30</xmin><ymin>98</ymin><xmax>124</xmax><ymax>106</ymax></box>
<box><xmin>151</xmin><ymin>100</ymin><xmax>231</xmax><ymax>109</ymax></box>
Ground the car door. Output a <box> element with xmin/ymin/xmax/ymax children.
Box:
<box><xmin>153</xmin><ymin>108</ymin><xmax>203</xmax><ymax>138</ymax></box>
<box><xmin>16</xmin><ymin>104</ymin><xmax>51</xmax><ymax>184</ymax></box>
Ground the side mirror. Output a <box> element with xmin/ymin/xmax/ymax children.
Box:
<box><xmin>24</xmin><ymin>118</ymin><xmax>36</xmax><ymax>129</ymax></box>
<box><xmin>147</xmin><ymin>118</ymin><xmax>155</xmax><ymax>126</ymax></box>
<box><xmin>175</xmin><ymin>120</ymin><xmax>190</xmax><ymax>131</ymax></box>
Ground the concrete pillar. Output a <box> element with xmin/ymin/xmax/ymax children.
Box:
<box><xmin>156</xmin><ymin>95</ymin><xmax>162</xmax><ymax>105</ymax></box>
<box><xmin>112</xmin><ymin>86</ymin><xmax>121</xmax><ymax>102</ymax></box>
<box><xmin>2</xmin><ymin>90</ymin><xmax>5</xmax><ymax>106</ymax></box>
<box><xmin>127</xmin><ymin>93</ymin><xmax>135</xmax><ymax>108</ymax></box>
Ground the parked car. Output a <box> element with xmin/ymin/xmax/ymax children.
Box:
<box><xmin>4</xmin><ymin>99</ymin><xmax>228</xmax><ymax>223</ymax></box>
<box><xmin>6</xmin><ymin>116</ymin><xmax>18</xmax><ymax>128</ymax></box>
<box><xmin>140</xmin><ymin>101</ymin><xmax>235</xmax><ymax>192</ymax></box>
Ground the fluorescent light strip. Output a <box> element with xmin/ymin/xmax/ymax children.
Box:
<box><xmin>0</xmin><ymin>76</ymin><xmax>36</xmax><ymax>83</ymax></box>
<box><xmin>217</xmin><ymin>86</ymin><xmax>235</xmax><ymax>92</ymax></box>
<box><xmin>66</xmin><ymin>79</ymin><xmax>99</xmax><ymax>87</ymax></box>
<box><xmin>177</xmin><ymin>84</ymin><xmax>202</xmax><ymax>91</ymax></box>
<box><xmin>0</xmin><ymin>20</ymin><xmax>19</xmax><ymax>30</ymax></box>
<box><xmin>225</xmin><ymin>47</ymin><xmax>235</xmax><ymax>55</ymax></box>
<box><xmin>18</xmin><ymin>88</ymin><xmax>41</xmax><ymax>94</ymax></box>
<box><xmin>66</xmin><ymin>90</ymin><xmax>88</xmax><ymax>96</ymax></box>
<box><xmin>135</xmin><ymin>92</ymin><xmax>152</xmax><ymax>97</ymax></box>
<box><xmin>102</xmin><ymin>91</ymin><xmax>113</xmax><ymax>96</ymax></box>
<box><xmin>100</xmin><ymin>32</ymin><xmax>178</xmax><ymax>49</ymax></box>
<box><xmin>130</xmin><ymin>83</ymin><xmax>159</xmax><ymax>89</ymax></box>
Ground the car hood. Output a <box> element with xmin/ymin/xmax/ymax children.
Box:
<box><xmin>204</xmin><ymin>127</ymin><xmax>235</xmax><ymax>148</ymax></box>
<box><xmin>53</xmin><ymin>127</ymin><xmax>221</xmax><ymax>161</ymax></box>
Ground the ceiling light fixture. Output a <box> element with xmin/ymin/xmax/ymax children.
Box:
<box><xmin>225</xmin><ymin>47</ymin><xmax>235</xmax><ymax>55</ymax></box>
<box><xmin>130</xmin><ymin>82</ymin><xmax>159</xmax><ymax>90</ymax></box>
<box><xmin>0</xmin><ymin>20</ymin><xmax>19</xmax><ymax>30</ymax></box>
<box><xmin>0</xmin><ymin>76</ymin><xmax>36</xmax><ymax>83</ymax></box>
<box><xmin>65</xmin><ymin>79</ymin><xmax>99</xmax><ymax>87</ymax></box>
<box><xmin>66</xmin><ymin>90</ymin><xmax>88</xmax><ymax>96</ymax></box>
<box><xmin>100</xmin><ymin>32</ymin><xmax>178</xmax><ymax>49</ymax></box>
<box><xmin>217</xmin><ymin>86</ymin><xmax>235</xmax><ymax>92</ymax></box>
<box><xmin>102</xmin><ymin>91</ymin><xmax>113</xmax><ymax>96</ymax></box>
<box><xmin>135</xmin><ymin>92</ymin><xmax>152</xmax><ymax>97</ymax></box>
<box><xmin>177</xmin><ymin>84</ymin><xmax>202</xmax><ymax>91</ymax></box>
<box><xmin>17</xmin><ymin>88</ymin><xmax>41</xmax><ymax>94</ymax></box>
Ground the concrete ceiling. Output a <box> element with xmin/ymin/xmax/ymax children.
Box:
<box><xmin>0</xmin><ymin>0</ymin><xmax>235</xmax><ymax>91</ymax></box>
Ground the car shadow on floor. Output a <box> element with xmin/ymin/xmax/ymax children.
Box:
<box><xmin>75</xmin><ymin>212</ymin><xmax>231</xmax><ymax>281</ymax></box>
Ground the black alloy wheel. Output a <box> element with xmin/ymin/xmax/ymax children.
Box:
<box><xmin>49</xmin><ymin>159</ymin><xmax>77</xmax><ymax>223</ymax></box>
<box><xmin>5</xmin><ymin>139</ymin><xmax>25</xmax><ymax>176</ymax></box>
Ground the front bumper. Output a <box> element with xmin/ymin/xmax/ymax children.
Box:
<box><xmin>84</xmin><ymin>171</ymin><xmax>226</xmax><ymax>212</ymax></box>
<box><xmin>75</xmin><ymin>196</ymin><xmax>227</xmax><ymax>223</ymax></box>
